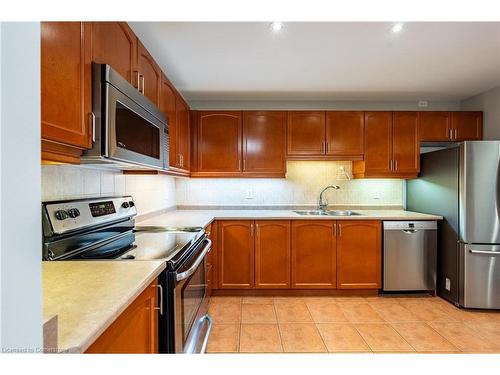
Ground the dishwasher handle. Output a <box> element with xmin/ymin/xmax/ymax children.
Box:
<box><xmin>402</xmin><ymin>229</ymin><xmax>419</xmax><ymax>234</ymax></box>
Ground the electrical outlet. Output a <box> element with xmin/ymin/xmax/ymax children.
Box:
<box><xmin>418</xmin><ymin>100</ymin><xmax>429</xmax><ymax>108</ymax></box>
<box><xmin>445</xmin><ymin>278</ymin><xmax>451</xmax><ymax>291</ymax></box>
<box><xmin>373</xmin><ymin>191</ymin><xmax>380</xmax><ymax>200</ymax></box>
<box><xmin>245</xmin><ymin>189</ymin><xmax>254</xmax><ymax>199</ymax></box>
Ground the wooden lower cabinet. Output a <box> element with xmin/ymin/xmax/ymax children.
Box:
<box><xmin>336</xmin><ymin>221</ymin><xmax>382</xmax><ymax>289</ymax></box>
<box><xmin>213</xmin><ymin>219</ymin><xmax>382</xmax><ymax>292</ymax></box>
<box><xmin>255</xmin><ymin>221</ymin><xmax>291</xmax><ymax>288</ymax></box>
<box><xmin>291</xmin><ymin>221</ymin><xmax>337</xmax><ymax>289</ymax></box>
<box><xmin>218</xmin><ymin>221</ymin><xmax>254</xmax><ymax>288</ymax></box>
<box><xmin>85</xmin><ymin>279</ymin><xmax>159</xmax><ymax>353</ymax></box>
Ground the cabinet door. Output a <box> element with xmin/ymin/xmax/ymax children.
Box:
<box><xmin>255</xmin><ymin>221</ymin><xmax>291</xmax><ymax>289</ymax></box>
<box><xmin>287</xmin><ymin>111</ymin><xmax>326</xmax><ymax>156</ymax></box>
<box><xmin>176</xmin><ymin>96</ymin><xmax>190</xmax><ymax>171</ymax></box>
<box><xmin>419</xmin><ymin>111</ymin><xmax>452</xmax><ymax>141</ymax></box>
<box><xmin>452</xmin><ymin>112</ymin><xmax>483</xmax><ymax>141</ymax></box>
<box><xmin>160</xmin><ymin>76</ymin><xmax>178</xmax><ymax>168</ymax></box>
<box><xmin>291</xmin><ymin>221</ymin><xmax>336</xmax><ymax>289</ymax></box>
<box><xmin>218</xmin><ymin>221</ymin><xmax>254</xmax><ymax>289</ymax></box>
<box><xmin>337</xmin><ymin>221</ymin><xmax>381</xmax><ymax>289</ymax></box>
<box><xmin>197</xmin><ymin>112</ymin><xmax>242</xmax><ymax>174</ymax></box>
<box><xmin>392</xmin><ymin>112</ymin><xmax>419</xmax><ymax>175</ymax></box>
<box><xmin>137</xmin><ymin>40</ymin><xmax>161</xmax><ymax>107</ymax></box>
<box><xmin>86</xmin><ymin>279</ymin><xmax>158</xmax><ymax>353</ymax></box>
<box><xmin>91</xmin><ymin>22</ymin><xmax>137</xmax><ymax>85</ymax></box>
<box><xmin>41</xmin><ymin>22</ymin><xmax>92</xmax><ymax>153</ymax></box>
<box><xmin>363</xmin><ymin>112</ymin><xmax>393</xmax><ymax>175</ymax></box>
<box><xmin>242</xmin><ymin>111</ymin><xmax>286</xmax><ymax>175</ymax></box>
<box><xmin>326</xmin><ymin>111</ymin><xmax>364</xmax><ymax>159</ymax></box>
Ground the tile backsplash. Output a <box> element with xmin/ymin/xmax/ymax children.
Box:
<box><xmin>176</xmin><ymin>161</ymin><xmax>404</xmax><ymax>207</ymax></box>
<box><xmin>42</xmin><ymin>161</ymin><xmax>404</xmax><ymax>214</ymax></box>
<box><xmin>41</xmin><ymin>165</ymin><xmax>176</xmax><ymax>216</ymax></box>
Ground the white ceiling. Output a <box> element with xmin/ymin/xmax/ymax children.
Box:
<box><xmin>129</xmin><ymin>22</ymin><xmax>500</xmax><ymax>102</ymax></box>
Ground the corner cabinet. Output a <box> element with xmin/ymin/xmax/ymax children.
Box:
<box><xmin>85</xmin><ymin>279</ymin><xmax>159</xmax><ymax>353</ymax></box>
<box><xmin>336</xmin><ymin>221</ymin><xmax>381</xmax><ymax>289</ymax></box>
<box><xmin>41</xmin><ymin>22</ymin><xmax>92</xmax><ymax>164</ymax></box>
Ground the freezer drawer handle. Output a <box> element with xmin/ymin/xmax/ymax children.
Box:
<box><xmin>469</xmin><ymin>249</ymin><xmax>500</xmax><ymax>256</ymax></box>
<box><xmin>176</xmin><ymin>239</ymin><xmax>212</xmax><ymax>281</ymax></box>
<box><xmin>402</xmin><ymin>229</ymin><xmax>419</xmax><ymax>234</ymax></box>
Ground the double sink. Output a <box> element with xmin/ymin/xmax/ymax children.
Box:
<box><xmin>293</xmin><ymin>210</ymin><xmax>361</xmax><ymax>216</ymax></box>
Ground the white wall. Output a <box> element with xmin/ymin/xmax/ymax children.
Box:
<box><xmin>176</xmin><ymin>161</ymin><xmax>403</xmax><ymax>207</ymax></box>
<box><xmin>42</xmin><ymin>166</ymin><xmax>176</xmax><ymax>216</ymax></box>
<box><xmin>189</xmin><ymin>100</ymin><xmax>460</xmax><ymax>111</ymax></box>
<box><xmin>0</xmin><ymin>22</ymin><xmax>42</xmax><ymax>352</ymax></box>
<box><xmin>460</xmin><ymin>86</ymin><xmax>500</xmax><ymax>140</ymax></box>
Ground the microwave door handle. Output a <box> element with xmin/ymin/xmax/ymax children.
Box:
<box><xmin>176</xmin><ymin>239</ymin><xmax>212</xmax><ymax>282</ymax></box>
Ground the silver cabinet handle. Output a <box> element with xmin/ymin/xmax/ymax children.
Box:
<box><xmin>250</xmin><ymin>223</ymin><xmax>254</xmax><ymax>237</ymax></box>
<box><xmin>449</xmin><ymin>129</ymin><xmax>453</xmax><ymax>140</ymax></box>
<box><xmin>338</xmin><ymin>224</ymin><xmax>342</xmax><ymax>237</ymax></box>
<box><xmin>140</xmin><ymin>74</ymin><xmax>145</xmax><ymax>95</ymax></box>
<box><xmin>89</xmin><ymin>112</ymin><xmax>96</xmax><ymax>142</ymax></box>
<box><xmin>176</xmin><ymin>239</ymin><xmax>212</xmax><ymax>281</ymax></box>
<box><xmin>394</xmin><ymin>159</ymin><xmax>398</xmax><ymax>171</ymax></box>
<box><xmin>134</xmin><ymin>71</ymin><xmax>140</xmax><ymax>90</ymax></box>
<box><xmin>326</xmin><ymin>142</ymin><xmax>329</xmax><ymax>153</ymax></box>
<box><xmin>243</xmin><ymin>159</ymin><xmax>246</xmax><ymax>171</ymax></box>
<box><xmin>469</xmin><ymin>249</ymin><xmax>500</xmax><ymax>256</ymax></box>
<box><xmin>333</xmin><ymin>223</ymin><xmax>337</xmax><ymax>236</ymax></box>
<box><xmin>454</xmin><ymin>129</ymin><xmax>458</xmax><ymax>140</ymax></box>
<box><xmin>154</xmin><ymin>284</ymin><xmax>163</xmax><ymax>315</ymax></box>
<box><xmin>389</xmin><ymin>159</ymin><xmax>393</xmax><ymax>171</ymax></box>
<box><xmin>180</xmin><ymin>154</ymin><xmax>183</xmax><ymax>168</ymax></box>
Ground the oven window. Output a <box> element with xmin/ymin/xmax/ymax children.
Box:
<box><xmin>180</xmin><ymin>257</ymin><xmax>206</xmax><ymax>344</ymax></box>
<box><xmin>115</xmin><ymin>102</ymin><xmax>160</xmax><ymax>159</ymax></box>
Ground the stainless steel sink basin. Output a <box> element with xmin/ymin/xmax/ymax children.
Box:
<box><xmin>293</xmin><ymin>210</ymin><xmax>361</xmax><ymax>216</ymax></box>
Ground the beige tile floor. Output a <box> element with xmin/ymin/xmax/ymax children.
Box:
<box><xmin>206</xmin><ymin>295</ymin><xmax>500</xmax><ymax>353</ymax></box>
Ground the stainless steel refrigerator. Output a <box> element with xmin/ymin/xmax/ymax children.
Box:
<box><xmin>407</xmin><ymin>141</ymin><xmax>500</xmax><ymax>309</ymax></box>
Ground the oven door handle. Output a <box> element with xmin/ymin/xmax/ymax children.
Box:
<box><xmin>176</xmin><ymin>239</ymin><xmax>212</xmax><ymax>282</ymax></box>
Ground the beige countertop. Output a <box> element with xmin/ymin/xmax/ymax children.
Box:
<box><xmin>43</xmin><ymin>260</ymin><xmax>165</xmax><ymax>353</ymax></box>
<box><xmin>138</xmin><ymin>209</ymin><xmax>442</xmax><ymax>228</ymax></box>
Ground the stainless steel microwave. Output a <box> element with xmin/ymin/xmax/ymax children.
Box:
<box><xmin>82</xmin><ymin>63</ymin><xmax>169</xmax><ymax>170</ymax></box>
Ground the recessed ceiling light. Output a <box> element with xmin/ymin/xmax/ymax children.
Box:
<box><xmin>270</xmin><ymin>22</ymin><xmax>283</xmax><ymax>32</ymax></box>
<box><xmin>391</xmin><ymin>23</ymin><xmax>404</xmax><ymax>33</ymax></box>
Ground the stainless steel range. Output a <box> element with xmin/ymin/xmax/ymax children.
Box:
<box><xmin>42</xmin><ymin>196</ymin><xmax>212</xmax><ymax>353</ymax></box>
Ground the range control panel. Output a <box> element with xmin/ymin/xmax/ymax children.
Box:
<box><xmin>44</xmin><ymin>196</ymin><xmax>137</xmax><ymax>236</ymax></box>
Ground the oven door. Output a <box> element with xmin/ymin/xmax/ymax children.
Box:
<box><xmin>173</xmin><ymin>238</ymin><xmax>212</xmax><ymax>353</ymax></box>
<box><xmin>106</xmin><ymin>82</ymin><xmax>167</xmax><ymax>170</ymax></box>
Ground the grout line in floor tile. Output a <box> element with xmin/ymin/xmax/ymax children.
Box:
<box><xmin>271</xmin><ymin>302</ymin><xmax>285</xmax><ymax>353</ymax></box>
<box><xmin>351</xmin><ymin>323</ymin><xmax>374</xmax><ymax>353</ymax></box>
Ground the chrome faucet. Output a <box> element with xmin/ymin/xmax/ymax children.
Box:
<box><xmin>318</xmin><ymin>185</ymin><xmax>340</xmax><ymax>211</ymax></box>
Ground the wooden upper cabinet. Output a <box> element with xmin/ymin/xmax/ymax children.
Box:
<box><xmin>336</xmin><ymin>221</ymin><xmax>381</xmax><ymax>289</ymax></box>
<box><xmin>419</xmin><ymin>111</ymin><xmax>452</xmax><ymax>141</ymax></box>
<box><xmin>392</xmin><ymin>112</ymin><xmax>419</xmax><ymax>175</ymax></box>
<box><xmin>242</xmin><ymin>111</ymin><xmax>286</xmax><ymax>176</ymax></box>
<box><xmin>41</xmin><ymin>22</ymin><xmax>92</xmax><ymax>163</ymax></box>
<box><xmin>291</xmin><ymin>221</ymin><xmax>336</xmax><ymax>289</ymax></box>
<box><xmin>137</xmin><ymin>40</ymin><xmax>161</xmax><ymax>107</ymax></box>
<box><xmin>360</xmin><ymin>111</ymin><xmax>393</xmax><ymax>175</ymax></box>
<box><xmin>175</xmin><ymin>96</ymin><xmax>190</xmax><ymax>171</ymax></box>
<box><xmin>196</xmin><ymin>111</ymin><xmax>242</xmax><ymax>174</ymax></box>
<box><xmin>91</xmin><ymin>22</ymin><xmax>137</xmax><ymax>85</ymax></box>
<box><xmin>287</xmin><ymin>111</ymin><xmax>326</xmax><ymax>156</ymax></box>
<box><xmin>86</xmin><ymin>279</ymin><xmax>158</xmax><ymax>353</ymax></box>
<box><xmin>160</xmin><ymin>75</ymin><xmax>178</xmax><ymax>168</ymax></box>
<box><xmin>326</xmin><ymin>111</ymin><xmax>364</xmax><ymax>159</ymax></box>
<box><xmin>254</xmin><ymin>221</ymin><xmax>291</xmax><ymax>289</ymax></box>
<box><xmin>452</xmin><ymin>111</ymin><xmax>483</xmax><ymax>141</ymax></box>
<box><xmin>218</xmin><ymin>221</ymin><xmax>255</xmax><ymax>289</ymax></box>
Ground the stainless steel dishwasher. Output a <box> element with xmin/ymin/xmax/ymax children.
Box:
<box><xmin>383</xmin><ymin>221</ymin><xmax>437</xmax><ymax>292</ymax></box>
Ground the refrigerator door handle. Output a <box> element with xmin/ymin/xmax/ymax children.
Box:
<box><xmin>469</xmin><ymin>249</ymin><xmax>500</xmax><ymax>256</ymax></box>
